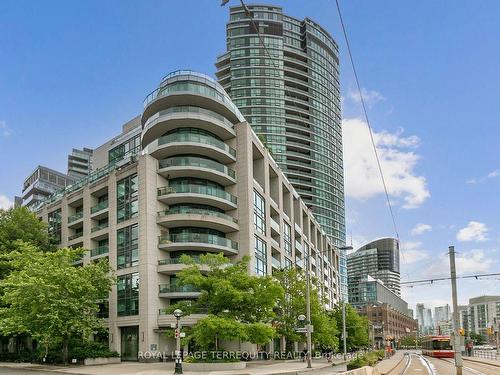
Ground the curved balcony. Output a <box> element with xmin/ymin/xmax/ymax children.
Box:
<box><xmin>157</xmin><ymin>185</ymin><xmax>237</xmax><ymax>211</ymax></box>
<box><xmin>158</xmin><ymin>232</ymin><xmax>238</xmax><ymax>255</ymax></box>
<box><xmin>149</xmin><ymin>131</ymin><xmax>236</xmax><ymax>164</ymax></box>
<box><xmin>157</xmin><ymin>207</ymin><xmax>238</xmax><ymax>233</ymax></box>
<box><xmin>142</xmin><ymin>71</ymin><xmax>244</xmax><ymax>134</ymax></box>
<box><xmin>158</xmin><ymin>284</ymin><xmax>201</xmax><ymax>299</ymax></box>
<box><xmin>157</xmin><ymin>257</ymin><xmax>210</xmax><ymax>274</ymax></box>
<box><xmin>158</xmin><ymin>156</ymin><xmax>236</xmax><ymax>186</ymax></box>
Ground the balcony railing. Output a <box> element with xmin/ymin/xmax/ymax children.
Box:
<box><xmin>157</xmin><ymin>185</ymin><xmax>237</xmax><ymax>204</ymax></box>
<box><xmin>90</xmin><ymin>245</ymin><xmax>109</xmax><ymax>257</ymax></box>
<box><xmin>158</xmin><ymin>207</ymin><xmax>237</xmax><ymax>223</ymax></box>
<box><xmin>159</xmin><ymin>232</ymin><xmax>238</xmax><ymax>251</ymax></box>
<box><xmin>158</xmin><ymin>132</ymin><xmax>236</xmax><ymax>157</ymax></box>
<box><xmin>68</xmin><ymin>233</ymin><xmax>83</xmax><ymax>241</ymax></box>
<box><xmin>68</xmin><ymin>211</ymin><xmax>83</xmax><ymax>223</ymax></box>
<box><xmin>158</xmin><ymin>257</ymin><xmax>201</xmax><ymax>265</ymax></box>
<box><xmin>158</xmin><ymin>307</ymin><xmax>208</xmax><ymax>315</ymax></box>
<box><xmin>91</xmin><ymin>200</ymin><xmax>108</xmax><ymax>214</ymax></box>
<box><xmin>159</xmin><ymin>284</ymin><xmax>200</xmax><ymax>293</ymax></box>
<box><xmin>91</xmin><ymin>222</ymin><xmax>109</xmax><ymax>233</ymax></box>
<box><xmin>158</xmin><ymin>156</ymin><xmax>235</xmax><ymax>179</ymax></box>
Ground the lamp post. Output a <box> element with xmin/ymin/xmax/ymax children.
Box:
<box><xmin>339</xmin><ymin>246</ymin><xmax>353</xmax><ymax>361</ymax></box>
<box><xmin>173</xmin><ymin>309</ymin><xmax>183</xmax><ymax>374</ymax></box>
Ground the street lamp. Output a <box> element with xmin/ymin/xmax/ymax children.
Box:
<box><xmin>173</xmin><ymin>309</ymin><xmax>183</xmax><ymax>374</ymax></box>
<box><xmin>339</xmin><ymin>246</ymin><xmax>353</xmax><ymax>361</ymax></box>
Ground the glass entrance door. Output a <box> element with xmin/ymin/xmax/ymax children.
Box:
<box><xmin>121</xmin><ymin>326</ymin><xmax>139</xmax><ymax>361</ymax></box>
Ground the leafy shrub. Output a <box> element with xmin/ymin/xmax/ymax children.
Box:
<box><xmin>33</xmin><ymin>342</ymin><xmax>119</xmax><ymax>364</ymax></box>
<box><xmin>184</xmin><ymin>351</ymin><xmax>241</xmax><ymax>363</ymax></box>
<box><xmin>0</xmin><ymin>350</ymin><xmax>33</xmax><ymax>362</ymax></box>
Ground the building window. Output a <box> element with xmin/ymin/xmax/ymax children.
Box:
<box><xmin>253</xmin><ymin>190</ymin><xmax>266</xmax><ymax>234</ymax></box>
<box><xmin>254</xmin><ymin>236</ymin><xmax>267</xmax><ymax>276</ymax></box>
<box><xmin>109</xmin><ymin>135</ymin><xmax>140</xmax><ymax>165</ymax></box>
<box><xmin>117</xmin><ymin>174</ymin><xmax>138</xmax><ymax>223</ymax></box>
<box><xmin>117</xmin><ymin>273</ymin><xmax>139</xmax><ymax>316</ymax></box>
<box><xmin>283</xmin><ymin>222</ymin><xmax>292</xmax><ymax>255</ymax></box>
<box><xmin>117</xmin><ymin>224</ymin><xmax>139</xmax><ymax>269</ymax></box>
<box><xmin>47</xmin><ymin>209</ymin><xmax>62</xmax><ymax>244</ymax></box>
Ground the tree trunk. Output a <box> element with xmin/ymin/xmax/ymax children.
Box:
<box><xmin>62</xmin><ymin>336</ymin><xmax>69</xmax><ymax>365</ymax></box>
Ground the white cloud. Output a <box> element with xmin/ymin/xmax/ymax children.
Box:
<box><xmin>466</xmin><ymin>169</ymin><xmax>500</xmax><ymax>184</ymax></box>
<box><xmin>456</xmin><ymin>221</ymin><xmax>489</xmax><ymax>242</ymax></box>
<box><xmin>411</xmin><ymin>223</ymin><xmax>432</xmax><ymax>236</ymax></box>
<box><xmin>0</xmin><ymin>120</ymin><xmax>11</xmax><ymax>137</ymax></box>
<box><xmin>348</xmin><ymin>88</ymin><xmax>385</xmax><ymax>106</ymax></box>
<box><xmin>401</xmin><ymin>241</ymin><xmax>429</xmax><ymax>265</ymax></box>
<box><xmin>342</xmin><ymin>118</ymin><xmax>430</xmax><ymax>209</ymax></box>
<box><xmin>0</xmin><ymin>194</ymin><xmax>13</xmax><ymax>210</ymax></box>
<box><xmin>424</xmin><ymin>249</ymin><xmax>492</xmax><ymax>278</ymax></box>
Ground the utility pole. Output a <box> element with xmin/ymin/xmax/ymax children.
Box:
<box><xmin>342</xmin><ymin>301</ymin><xmax>347</xmax><ymax>361</ymax></box>
<box><xmin>305</xmin><ymin>253</ymin><xmax>312</xmax><ymax>368</ymax></box>
<box><xmin>449</xmin><ymin>246</ymin><xmax>463</xmax><ymax>375</ymax></box>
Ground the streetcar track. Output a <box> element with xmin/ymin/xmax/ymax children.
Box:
<box><xmin>440</xmin><ymin>358</ymin><xmax>486</xmax><ymax>375</ymax></box>
<box><xmin>401</xmin><ymin>353</ymin><xmax>437</xmax><ymax>375</ymax></box>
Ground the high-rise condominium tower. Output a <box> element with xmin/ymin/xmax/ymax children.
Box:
<box><xmin>216</xmin><ymin>4</ymin><xmax>347</xmax><ymax>299</ymax></box>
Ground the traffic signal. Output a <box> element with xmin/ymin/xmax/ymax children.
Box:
<box><xmin>487</xmin><ymin>327</ymin><xmax>493</xmax><ymax>335</ymax></box>
<box><xmin>459</xmin><ymin>328</ymin><xmax>465</xmax><ymax>336</ymax></box>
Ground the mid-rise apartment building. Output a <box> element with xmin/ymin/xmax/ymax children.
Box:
<box><xmin>216</xmin><ymin>4</ymin><xmax>348</xmax><ymax>301</ymax></box>
<box><xmin>33</xmin><ymin>71</ymin><xmax>341</xmax><ymax>360</ymax></box>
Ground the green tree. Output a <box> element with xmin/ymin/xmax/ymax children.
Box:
<box><xmin>399</xmin><ymin>334</ymin><xmax>422</xmax><ymax>348</ymax></box>
<box><xmin>331</xmin><ymin>304</ymin><xmax>369</xmax><ymax>352</ymax></box>
<box><xmin>0</xmin><ymin>207</ymin><xmax>52</xmax><ymax>278</ymax></box>
<box><xmin>168</xmin><ymin>253</ymin><xmax>282</xmax><ymax>350</ymax></box>
<box><xmin>469</xmin><ymin>332</ymin><xmax>485</xmax><ymax>345</ymax></box>
<box><xmin>274</xmin><ymin>267</ymin><xmax>339</xmax><ymax>352</ymax></box>
<box><xmin>0</xmin><ymin>243</ymin><xmax>114</xmax><ymax>364</ymax></box>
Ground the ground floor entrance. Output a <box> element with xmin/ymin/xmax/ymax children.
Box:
<box><xmin>121</xmin><ymin>326</ymin><xmax>139</xmax><ymax>361</ymax></box>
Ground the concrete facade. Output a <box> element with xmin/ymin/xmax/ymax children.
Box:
<box><xmin>34</xmin><ymin>70</ymin><xmax>341</xmax><ymax>361</ymax></box>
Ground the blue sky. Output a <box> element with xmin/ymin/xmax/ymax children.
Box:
<box><xmin>1</xmin><ymin>0</ymin><xmax>499</xmax><ymax>312</ymax></box>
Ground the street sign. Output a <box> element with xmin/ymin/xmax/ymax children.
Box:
<box><xmin>295</xmin><ymin>325</ymin><xmax>314</xmax><ymax>333</ymax></box>
<box><xmin>180</xmin><ymin>332</ymin><xmax>186</xmax><ymax>338</ymax></box>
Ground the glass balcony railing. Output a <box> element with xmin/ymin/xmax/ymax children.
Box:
<box><xmin>143</xmin><ymin>70</ymin><xmax>245</xmax><ymax>122</ymax></box>
<box><xmin>157</xmin><ymin>185</ymin><xmax>237</xmax><ymax>204</ymax></box>
<box><xmin>159</xmin><ymin>284</ymin><xmax>200</xmax><ymax>293</ymax></box>
<box><xmin>158</xmin><ymin>207</ymin><xmax>237</xmax><ymax>223</ymax></box>
<box><xmin>158</xmin><ymin>232</ymin><xmax>238</xmax><ymax>251</ymax></box>
<box><xmin>68</xmin><ymin>211</ymin><xmax>83</xmax><ymax>223</ymax></box>
<box><xmin>158</xmin><ymin>156</ymin><xmax>235</xmax><ymax>179</ymax></box>
<box><xmin>91</xmin><ymin>222</ymin><xmax>109</xmax><ymax>233</ymax></box>
<box><xmin>158</xmin><ymin>257</ymin><xmax>201</xmax><ymax>265</ymax></box>
<box><xmin>144</xmin><ymin>105</ymin><xmax>235</xmax><ymax>131</ymax></box>
<box><xmin>91</xmin><ymin>200</ymin><xmax>108</xmax><ymax>214</ymax></box>
<box><xmin>158</xmin><ymin>132</ymin><xmax>236</xmax><ymax>157</ymax></box>
<box><xmin>90</xmin><ymin>245</ymin><xmax>109</xmax><ymax>257</ymax></box>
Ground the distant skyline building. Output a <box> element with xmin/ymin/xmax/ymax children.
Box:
<box><xmin>216</xmin><ymin>4</ymin><xmax>347</xmax><ymax>299</ymax></box>
<box><xmin>20</xmin><ymin>165</ymin><xmax>74</xmax><ymax>209</ymax></box>
<box><xmin>434</xmin><ymin>304</ymin><xmax>451</xmax><ymax>324</ymax></box>
<box><xmin>347</xmin><ymin>238</ymin><xmax>401</xmax><ymax>304</ymax></box>
<box><xmin>467</xmin><ymin>295</ymin><xmax>500</xmax><ymax>339</ymax></box>
<box><xmin>67</xmin><ymin>147</ymin><xmax>93</xmax><ymax>179</ymax></box>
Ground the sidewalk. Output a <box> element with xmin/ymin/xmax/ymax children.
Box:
<box><xmin>0</xmin><ymin>359</ymin><xmax>339</xmax><ymax>375</ymax></box>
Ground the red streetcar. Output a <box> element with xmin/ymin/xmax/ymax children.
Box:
<box><xmin>421</xmin><ymin>335</ymin><xmax>454</xmax><ymax>358</ymax></box>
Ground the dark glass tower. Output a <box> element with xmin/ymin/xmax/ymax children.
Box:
<box><xmin>216</xmin><ymin>4</ymin><xmax>347</xmax><ymax>299</ymax></box>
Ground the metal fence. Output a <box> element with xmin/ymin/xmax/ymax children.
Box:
<box><xmin>472</xmin><ymin>350</ymin><xmax>500</xmax><ymax>361</ymax></box>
